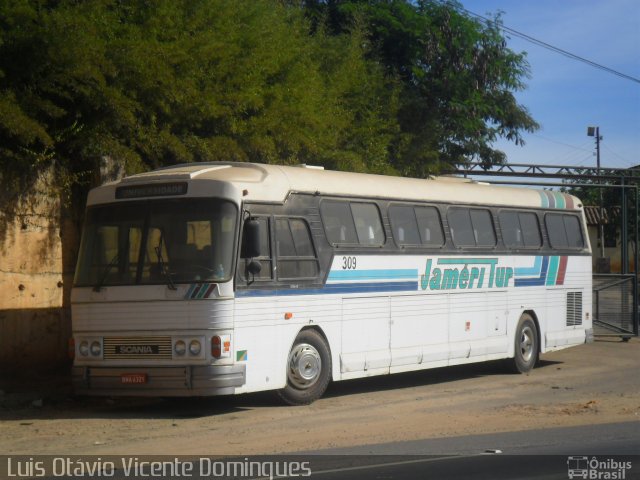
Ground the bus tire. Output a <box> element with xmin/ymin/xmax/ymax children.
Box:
<box><xmin>278</xmin><ymin>329</ymin><xmax>331</xmax><ymax>406</ymax></box>
<box><xmin>509</xmin><ymin>313</ymin><xmax>539</xmax><ymax>374</ymax></box>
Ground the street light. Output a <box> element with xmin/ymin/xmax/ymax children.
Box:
<box><xmin>587</xmin><ymin>126</ymin><xmax>605</xmax><ymax>259</ymax></box>
<box><xmin>587</xmin><ymin>126</ymin><xmax>602</xmax><ymax>172</ymax></box>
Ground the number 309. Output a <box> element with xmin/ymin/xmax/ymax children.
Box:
<box><xmin>342</xmin><ymin>256</ymin><xmax>356</xmax><ymax>270</ymax></box>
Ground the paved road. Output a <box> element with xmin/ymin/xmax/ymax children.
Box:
<box><xmin>306</xmin><ymin>421</ymin><xmax>640</xmax><ymax>456</ymax></box>
<box><xmin>302</xmin><ymin>422</ymin><xmax>640</xmax><ymax>479</ymax></box>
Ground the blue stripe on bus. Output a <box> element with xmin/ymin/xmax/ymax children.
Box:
<box><xmin>547</xmin><ymin>191</ymin><xmax>556</xmax><ymax>208</ymax></box>
<box><xmin>514</xmin><ymin>256</ymin><xmax>549</xmax><ymax>286</ymax></box>
<box><xmin>514</xmin><ymin>256</ymin><xmax>543</xmax><ymax>277</ymax></box>
<box><xmin>235</xmin><ymin>281</ymin><xmax>419</xmax><ymax>298</ymax></box>
<box><xmin>184</xmin><ymin>284</ymin><xmax>198</xmax><ymax>300</ymax></box>
<box><xmin>327</xmin><ymin>269</ymin><xmax>418</xmax><ymax>281</ymax></box>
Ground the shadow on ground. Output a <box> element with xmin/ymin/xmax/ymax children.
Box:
<box><xmin>0</xmin><ymin>358</ymin><xmax>562</xmax><ymax>422</ymax></box>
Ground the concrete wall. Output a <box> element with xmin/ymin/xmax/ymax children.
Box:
<box><xmin>0</xmin><ymin>173</ymin><xmax>78</xmax><ymax>373</ymax></box>
<box><xmin>588</xmin><ymin>226</ymin><xmax>636</xmax><ymax>274</ymax></box>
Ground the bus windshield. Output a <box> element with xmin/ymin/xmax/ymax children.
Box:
<box><xmin>74</xmin><ymin>198</ymin><xmax>238</xmax><ymax>288</ymax></box>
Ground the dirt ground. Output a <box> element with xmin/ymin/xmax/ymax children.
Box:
<box><xmin>1</xmin><ymin>338</ymin><xmax>638</xmax><ymax>455</ymax></box>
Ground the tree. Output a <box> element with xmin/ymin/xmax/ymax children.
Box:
<box><xmin>0</xmin><ymin>0</ymin><xmax>539</xmax><ymax>203</ymax></box>
<box><xmin>0</xmin><ymin>0</ymin><xmax>395</xmax><ymax>199</ymax></box>
<box><xmin>562</xmin><ymin>174</ymin><xmax>639</xmax><ymax>271</ymax></box>
<box><xmin>302</xmin><ymin>0</ymin><xmax>539</xmax><ymax>176</ymax></box>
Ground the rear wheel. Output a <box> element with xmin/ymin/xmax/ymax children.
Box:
<box><xmin>278</xmin><ymin>329</ymin><xmax>331</xmax><ymax>406</ymax></box>
<box><xmin>509</xmin><ymin>313</ymin><xmax>539</xmax><ymax>373</ymax></box>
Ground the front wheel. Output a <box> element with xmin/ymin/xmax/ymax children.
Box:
<box><xmin>509</xmin><ymin>314</ymin><xmax>539</xmax><ymax>373</ymax></box>
<box><xmin>278</xmin><ymin>329</ymin><xmax>331</xmax><ymax>406</ymax></box>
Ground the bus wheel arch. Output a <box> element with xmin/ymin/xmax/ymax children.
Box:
<box><xmin>522</xmin><ymin>309</ymin><xmax>542</xmax><ymax>354</ymax></box>
<box><xmin>509</xmin><ymin>311</ymin><xmax>540</xmax><ymax>374</ymax></box>
<box><xmin>278</xmin><ymin>327</ymin><xmax>332</xmax><ymax>405</ymax></box>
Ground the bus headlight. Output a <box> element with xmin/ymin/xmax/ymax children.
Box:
<box><xmin>79</xmin><ymin>341</ymin><xmax>90</xmax><ymax>357</ymax></box>
<box><xmin>189</xmin><ymin>340</ymin><xmax>201</xmax><ymax>356</ymax></box>
<box><xmin>90</xmin><ymin>341</ymin><xmax>102</xmax><ymax>357</ymax></box>
<box><xmin>174</xmin><ymin>340</ymin><xmax>186</xmax><ymax>356</ymax></box>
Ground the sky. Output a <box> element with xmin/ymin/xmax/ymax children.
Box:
<box><xmin>459</xmin><ymin>0</ymin><xmax>640</xmax><ymax>171</ymax></box>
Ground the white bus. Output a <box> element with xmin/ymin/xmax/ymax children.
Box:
<box><xmin>71</xmin><ymin>162</ymin><xmax>593</xmax><ymax>405</ymax></box>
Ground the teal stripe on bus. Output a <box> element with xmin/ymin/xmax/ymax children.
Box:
<box><xmin>196</xmin><ymin>284</ymin><xmax>210</xmax><ymax>299</ymax></box>
<box><xmin>553</xmin><ymin>192</ymin><xmax>566</xmax><ymax>209</ymax></box>
<box><xmin>546</xmin><ymin>256</ymin><xmax>560</xmax><ymax>286</ymax></box>
<box><xmin>184</xmin><ymin>284</ymin><xmax>197</xmax><ymax>300</ymax></box>
<box><xmin>539</xmin><ymin>191</ymin><xmax>549</xmax><ymax>208</ymax></box>
<box><xmin>327</xmin><ymin>269</ymin><xmax>418</xmax><ymax>281</ymax></box>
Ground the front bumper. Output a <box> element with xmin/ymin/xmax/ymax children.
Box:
<box><xmin>72</xmin><ymin>364</ymin><xmax>246</xmax><ymax>397</ymax></box>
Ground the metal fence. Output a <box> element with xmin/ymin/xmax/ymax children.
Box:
<box><xmin>593</xmin><ymin>274</ymin><xmax>638</xmax><ymax>338</ymax></box>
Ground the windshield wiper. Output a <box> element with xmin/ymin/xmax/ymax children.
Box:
<box><xmin>93</xmin><ymin>253</ymin><xmax>119</xmax><ymax>292</ymax></box>
<box><xmin>155</xmin><ymin>242</ymin><xmax>177</xmax><ymax>291</ymax></box>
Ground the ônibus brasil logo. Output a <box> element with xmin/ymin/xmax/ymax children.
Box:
<box><xmin>567</xmin><ymin>456</ymin><xmax>632</xmax><ymax>479</ymax></box>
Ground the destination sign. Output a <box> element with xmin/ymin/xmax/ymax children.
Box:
<box><xmin>115</xmin><ymin>182</ymin><xmax>188</xmax><ymax>199</ymax></box>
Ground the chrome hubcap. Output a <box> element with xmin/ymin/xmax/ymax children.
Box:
<box><xmin>520</xmin><ymin>325</ymin><xmax>534</xmax><ymax>362</ymax></box>
<box><xmin>287</xmin><ymin>343</ymin><xmax>321</xmax><ymax>390</ymax></box>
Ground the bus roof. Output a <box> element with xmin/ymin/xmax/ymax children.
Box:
<box><xmin>90</xmin><ymin>162</ymin><xmax>583</xmax><ymax>210</ymax></box>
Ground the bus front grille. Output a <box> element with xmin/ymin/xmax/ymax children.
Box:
<box><xmin>103</xmin><ymin>336</ymin><xmax>173</xmax><ymax>360</ymax></box>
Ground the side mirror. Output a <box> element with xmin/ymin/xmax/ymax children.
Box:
<box><xmin>241</xmin><ymin>218</ymin><xmax>261</xmax><ymax>259</ymax></box>
<box><xmin>247</xmin><ymin>259</ymin><xmax>262</xmax><ymax>276</ymax></box>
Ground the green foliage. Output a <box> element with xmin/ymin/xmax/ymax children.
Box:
<box><xmin>562</xmin><ymin>175</ymin><xmax>640</xmax><ymax>252</ymax></box>
<box><xmin>0</xmin><ymin>0</ymin><xmax>395</xmax><ymax>192</ymax></box>
<box><xmin>0</xmin><ymin>0</ymin><xmax>538</xmax><ymax>197</ymax></box>
<box><xmin>303</xmin><ymin>0</ymin><xmax>539</xmax><ymax>176</ymax></box>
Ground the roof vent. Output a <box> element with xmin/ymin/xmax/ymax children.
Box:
<box><xmin>189</xmin><ymin>165</ymin><xmax>231</xmax><ymax>178</ymax></box>
<box><xmin>294</xmin><ymin>164</ymin><xmax>324</xmax><ymax>170</ymax></box>
<box><xmin>434</xmin><ymin>175</ymin><xmax>475</xmax><ymax>183</ymax></box>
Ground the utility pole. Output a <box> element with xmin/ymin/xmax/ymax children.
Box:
<box><xmin>588</xmin><ymin>126</ymin><xmax>605</xmax><ymax>258</ymax></box>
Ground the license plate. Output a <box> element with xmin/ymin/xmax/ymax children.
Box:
<box><xmin>121</xmin><ymin>373</ymin><xmax>148</xmax><ymax>384</ymax></box>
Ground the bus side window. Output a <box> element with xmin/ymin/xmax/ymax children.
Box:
<box><xmin>415</xmin><ymin>206</ymin><xmax>444</xmax><ymax>246</ymax></box>
<box><xmin>470</xmin><ymin>209</ymin><xmax>496</xmax><ymax>247</ymax></box>
<box><xmin>520</xmin><ymin>212</ymin><xmax>542</xmax><ymax>248</ymax></box>
<box><xmin>500</xmin><ymin>211</ymin><xmax>541</xmax><ymax>249</ymax></box>
<box><xmin>499</xmin><ymin>211</ymin><xmax>523</xmax><ymax>248</ymax></box>
<box><xmin>320</xmin><ymin>201</ymin><xmax>358</xmax><ymax>245</ymax></box>
<box><xmin>448</xmin><ymin>208</ymin><xmax>475</xmax><ymax>246</ymax></box>
<box><xmin>389</xmin><ymin>205</ymin><xmax>420</xmax><ymax>246</ymax></box>
<box><xmin>546</xmin><ymin>214</ymin><xmax>569</xmax><ymax>248</ymax></box>
<box><xmin>448</xmin><ymin>207</ymin><xmax>495</xmax><ymax>247</ymax></box>
<box><xmin>351</xmin><ymin>203</ymin><xmax>385</xmax><ymax>246</ymax></box>
<box><xmin>547</xmin><ymin>213</ymin><xmax>584</xmax><ymax>249</ymax></box>
<box><xmin>564</xmin><ymin>215</ymin><xmax>584</xmax><ymax>248</ymax></box>
<box><xmin>389</xmin><ymin>205</ymin><xmax>443</xmax><ymax>247</ymax></box>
